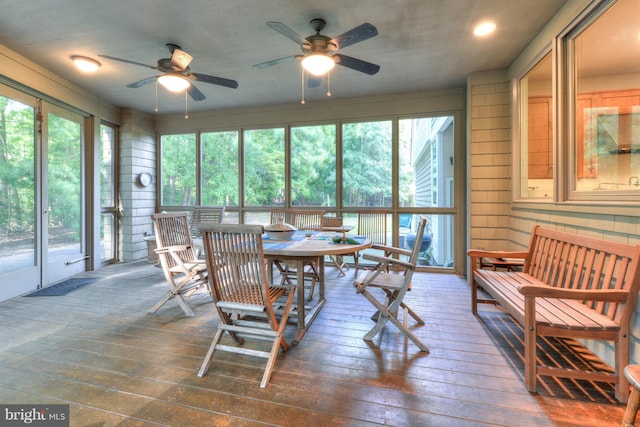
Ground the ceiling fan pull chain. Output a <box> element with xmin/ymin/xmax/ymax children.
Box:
<box><xmin>300</xmin><ymin>67</ymin><xmax>305</xmax><ymax>104</ymax></box>
<box><xmin>327</xmin><ymin>71</ymin><xmax>332</xmax><ymax>97</ymax></box>
<box><xmin>154</xmin><ymin>80</ymin><xmax>159</xmax><ymax>112</ymax></box>
<box><xmin>185</xmin><ymin>91</ymin><xmax>189</xmax><ymax>119</ymax></box>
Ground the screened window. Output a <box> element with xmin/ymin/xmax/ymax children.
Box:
<box><xmin>399</xmin><ymin>116</ymin><xmax>455</xmax><ymax>208</ymax></box>
<box><xmin>157</xmin><ymin>116</ymin><xmax>460</xmax><ymax>272</ymax></box>
<box><xmin>243</xmin><ymin>128</ymin><xmax>285</xmax><ymax>206</ymax></box>
<box><xmin>398</xmin><ymin>116</ymin><xmax>456</xmax><ymax>268</ymax></box>
<box><xmin>202</xmin><ymin>130</ymin><xmax>239</xmax><ymax>206</ymax></box>
<box><xmin>291</xmin><ymin>124</ymin><xmax>336</xmax><ymax>207</ymax></box>
<box><xmin>160</xmin><ymin>133</ymin><xmax>196</xmax><ymax>206</ymax></box>
<box><xmin>342</xmin><ymin>120</ymin><xmax>392</xmax><ymax>207</ymax></box>
<box><xmin>100</xmin><ymin>123</ymin><xmax>117</xmax><ymax>262</ymax></box>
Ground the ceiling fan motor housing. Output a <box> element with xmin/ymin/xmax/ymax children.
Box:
<box><xmin>302</xmin><ymin>34</ymin><xmax>336</xmax><ymax>54</ymax></box>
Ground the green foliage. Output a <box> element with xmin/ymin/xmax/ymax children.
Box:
<box><xmin>398</xmin><ymin>119</ymin><xmax>416</xmax><ymax>206</ymax></box>
<box><xmin>161</xmin><ymin>133</ymin><xmax>196</xmax><ymax>205</ymax></box>
<box><xmin>161</xmin><ymin>121</ymin><xmax>401</xmax><ymax>210</ymax></box>
<box><xmin>202</xmin><ymin>131</ymin><xmax>239</xmax><ymax>206</ymax></box>
<box><xmin>342</xmin><ymin>121</ymin><xmax>393</xmax><ymax>207</ymax></box>
<box><xmin>244</xmin><ymin>128</ymin><xmax>285</xmax><ymax>206</ymax></box>
<box><xmin>0</xmin><ymin>97</ymin><xmax>35</xmax><ymax>237</ymax></box>
<box><xmin>47</xmin><ymin>113</ymin><xmax>82</xmax><ymax>241</ymax></box>
<box><xmin>291</xmin><ymin>125</ymin><xmax>336</xmax><ymax>206</ymax></box>
<box><xmin>1</xmin><ymin>99</ymin><xmax>84</xmax><ymax>245</ymax></box>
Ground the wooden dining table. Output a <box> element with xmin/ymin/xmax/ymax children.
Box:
<box><xmin>263</xmin><ymin>231</ymin><xmax>371</xmax><ymax>343</ymax></box>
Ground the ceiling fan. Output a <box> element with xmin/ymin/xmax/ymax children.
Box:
<box><xmin>99</xmin><ymin>44</ymin><xmax>239</xmax><ymax>101</ymax></box>
<box><xmin>253</xmin><ymin>19</ymin><xmax>380</xmax><ymax>88</ymax></box>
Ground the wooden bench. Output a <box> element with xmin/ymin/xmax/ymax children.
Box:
<box><xmin>468</xmin><ymin>225</ymin><xmax>640</xmax><ymax>402</ymax></box>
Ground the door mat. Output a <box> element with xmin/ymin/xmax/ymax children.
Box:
<box><xmin>24</xmin><ymin>277</ymin><xmax>99</xmax><ymax>297</ymax></box>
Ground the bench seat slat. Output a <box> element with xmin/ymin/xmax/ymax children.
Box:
<box><xmin>475</xmin><ymin>270</ymin><xmax>618</xmax><ymax>331</ymax></box>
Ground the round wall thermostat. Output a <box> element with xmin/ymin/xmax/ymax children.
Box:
<box><xmin>138</xmin><ymin>172</ymin><xmax>152</xmax><ymax>187</ymax></box>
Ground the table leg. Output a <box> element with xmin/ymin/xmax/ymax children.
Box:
<box><xmin>292</xmin><ymin>256</ymin><xmax>326</xmax><ymax>344</ymax></box>
<box><xmin>318</xmin><ymin>256</ymin><xmax>325</xmax><ymax>301</ymax></box>
<box><xmin>293</xmin><ymin>259</ymin><xmax>306</xmax><ymax>343</ymax></box>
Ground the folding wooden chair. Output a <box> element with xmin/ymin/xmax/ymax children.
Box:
<box><xmin>151</xmin><ymin>212</ymin><xmax>208</xmax><ymax>317</ymax></box>
<box><xmin>290</xmin><ymin>209</ymin><xmax>324</xmax><ymax>231</ymax></box>
<box><xmin>269</xmin><ymin>208</ymin><xmax>292</xmax><ymax>225</ymax></box>
<box><xmin>321</xmin><ymin>215</ymin><xmax>349</xmax><ymax>276</ymax></box>
<box><xmin>353</xmin><ymin>217</ymin><xmax>429</xmax><ymax>352</ymax></box>
<box><xmin>197</xmin><ymin>224</ymin><xmax>296</xmax><ymax>388</ymax></box>
<box><xmin>344</xmin><ymin>210</ymin><xmax>388</xmax><ymax>274</ymax></box>
<box><xmin>189</xmin><ymin>206</ymin><xmax>225</xmax><ymax>237</ymax></box>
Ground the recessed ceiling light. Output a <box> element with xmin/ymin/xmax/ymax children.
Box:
<box><xmin>473</xmin><ymin>22</ymin><xmax>496</xmax><ymax>37</ymax></box>
<box><xmin>71</xmin><ymin>55</ymin><xmax>101</xmax><ymax>73</ymax></box>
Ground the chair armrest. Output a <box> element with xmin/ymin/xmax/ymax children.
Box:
<box><xmin>155</xmin><ymin>244</ymin><xmax>191</xmax><ymax>254</ymax></box>
<box><xmin>371</xmin><ymin>243</ymin><xmax>412</xmax><ymax>258</ymax></box>
<box><xmin>519</xmin><ymin>284</ymin><xmax>629</xmax><ymax>303</ymax></box>
<box><xmin>362</xmin><ymin>253</ymin><xmax>414</xmax><ymax>270</ymax></box>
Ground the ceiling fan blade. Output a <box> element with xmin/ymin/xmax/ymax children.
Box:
<box><xmin>187</xmin><ymin>84</ymin><xmax>206</xmax><ymax>101</ymax></box>
<box><xmin>253</xmin><ymin>55</ymin><xmax>297</xmax><ymax>70</ymax></box>
<box><xmin>98</xmin><ymin>54</ymin><xmax>157</xmax><ymax>70</ymax></box>
<box><xmin>307</xmin><ymin>75</ymin><xmax>322</xmax><ymax>88</ymax></box>
<box><xmin>191</xmin><ymin>73</ymin><xmax>239</xmax><ymax>89</ymax></box>
<box><xmin>330</xmin><ymin>23</ymin><xmax>378</xmax><ymax>50</ymax></box>
<box><xmin>266</xmin><ymin>21</ymin><xmax>310</xmax><ymax>46</ymax></box>
<box><xmin>334</xmin><ymin>54</ymin><xmax>380</xmax><ymax>75</ymax></box>
<box><xmin>126</xmin><ymin>76</ymin><xmax>157</xmax><ymax>88</ymax></box>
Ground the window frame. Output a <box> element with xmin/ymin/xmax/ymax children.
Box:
<box><xmin>563</xmin><ymin>0</ymin><xmax>640</xmax><ymax>203</ymax></box>
<box><xmin>514</xmin><ymin>0</ymin><xmax>640</xmax><ymax>206</ymax></box>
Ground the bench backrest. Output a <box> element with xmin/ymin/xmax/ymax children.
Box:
<box><xmin>524</xmin><ymin>225</ymin><xmax>640</xmax><ymax>324</ymax></box>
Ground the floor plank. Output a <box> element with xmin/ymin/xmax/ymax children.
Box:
<box><xmin>0</xmin><ymin>261</ymin><xmax>626</xmax><ymax>426</ymax></box>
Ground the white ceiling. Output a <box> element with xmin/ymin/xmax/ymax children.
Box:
<box><xmin>0</xmin><ymin>0</ymin><xmax>568</xmax><ymax>115</ymax></box>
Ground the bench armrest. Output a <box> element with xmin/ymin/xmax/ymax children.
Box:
<box><xmin>519</xmin><ymin>284</ymin><xmax>629</xmax><ymax>303</ymax></box>
<box><xmin>467</xmin><ymin>249</ymin><xmax>529</xmax><ymax>259</ymax></box>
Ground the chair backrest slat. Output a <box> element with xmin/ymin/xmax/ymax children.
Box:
<box><xmin>357</xmin><ymin>210</ymin><xmax>387</xmax><ymax>246</ymax></box>
<box><xmin>189</xmin><ymin>206</ymin><xmax>225</xmax><ymax>236</ymax></box>
<box><xmin>270</xmin><ymin>208</ymin><xmax>292</xmax><ymax>225</ymax></box>
<box><xmin>200</xmin><ymin>224</ymin><xmax>269</xmax><ymax>308</ymax></box>
<box><xmin>152</xmin><ymin>212</ymin><xmax>197</xmax><ymax>268</ymax></box>
<box><xmin>321</xmin><ymin>216</ymin><xmax>343</xmax><ymax>228</ymax></box>
<box><xmin>291</xmin><ymin>210</ymin><xmax>325</xmax><ymax>231</ymax></box>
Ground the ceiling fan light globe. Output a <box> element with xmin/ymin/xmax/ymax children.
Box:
<box><xmin>157</xmin><ymin>74</ymin><xmax>191</xmax><ymax>92</ymax></box>
<box><xmin>301</xmin><ymin>53</ymin><xmax>335</xmax><ymax>76</ymax></box>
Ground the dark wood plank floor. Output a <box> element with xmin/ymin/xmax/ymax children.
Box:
<box><xmin>0</xmin><ymin>261</ymin><xmax>626</xmax><ymax>426</ymax></box>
